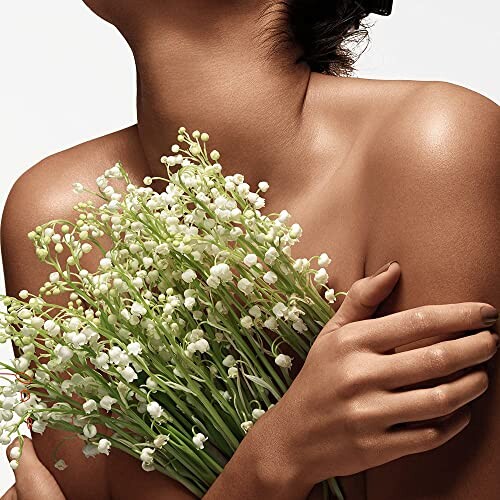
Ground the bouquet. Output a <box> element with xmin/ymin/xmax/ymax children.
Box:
<box><xmin>0</xmin><ymin>127</ymin><xmax>345</xmax><ymax>499</ymax></box>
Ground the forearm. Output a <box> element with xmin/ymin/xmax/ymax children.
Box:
<box><xmin>204</xmin><ymin>414</ymin><xmax>313</xmax><ymax>500</ymax></box>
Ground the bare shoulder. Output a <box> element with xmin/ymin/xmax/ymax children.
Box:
<box><xmin>361</xmin><ymin>79</ymin><xmax>499</xmax><ymax>306</ymax></box>
<box><xmin>369</xmin><ymin>80</ymin><xmax>499</xmax><ymax>176</ymax></box>
<box><xmin>363</xmin><ymin>80</ymin><xmax>499</xmax><ymax>246</ymax></box>
<box><xmin>1</xmin><ymin>125</ymin><xmax>148</xmax><ymax>271</ymax></box>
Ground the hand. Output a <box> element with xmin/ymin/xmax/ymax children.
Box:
<box><xmin>254</xmin><ymin>261</ymin><xmax>498</xmax><ymax>489</ymax></box>
<box><xmin>1</xmin><ymin>437</ymin><xmax>65</xmax><ymax>500</ymax></box>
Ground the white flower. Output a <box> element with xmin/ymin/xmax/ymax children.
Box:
<box><xmin>49</xmin><ymin>272</ymin><xmax>60</xmax><ymax>283</ymax></box>
<box><xmin>192</xmin><ymin>433</ymin><xmax>208</xmax><ymax>450</ymax></box>
<box><xmin>9</xmin><ymin>460</ymin><xmax>19</xmax><ymax>470</ymax></box>
<box><xmin>140</xmin><ymin>447</ymin><xmax>155</xmax><ymax>464</ymax></box>
<box><xmin>184</xmin><ymin>296</ymin><xmax>196</xmax><ymax>310</ymax></box>
<box><xmin>93</xmin><ymin>352</ymin><xmax>109</xmax><ymax>370</ymax></box>
<box><xmin>263</xmin><ymin>271</ymin><xmax>277</xmax><ymax>285</ymax></box>
<box><xmin>318</xmin><ymin>253</ymin><xmax>331</xmax><ymax>267</ymax></box>
<box><xmin>181</xmin><ymin>269</ymin><xmax>197</xmax><ymax>283</ymax></box>
<box><xmin>99</xmin><ymin>258</ymin><xmax>112</xmax><ymax>270</ymax></box>
<box><xmin>131</xmin><ymin>301</ymin><xmax>147</xmax><ymax>316</ymax></box>
<box><xmin>147</xmin><ymin>401</ymin><xmax>164</xmax><ymax>419</ymax></box>
<box><xmin>127</xmin><ymin>342</ymin><xmax>142</xmax><ymax>356</ymax></box>
<box><xmin>146</xmin><ymin>378</ymin><xmax>159</xmax><ymax>391</ymax></box>
<box><xmin>83</xmin><ymin>399</ymin><xmax>97</xmax><ymax>414</ymax></box>
<box><xmin>264</xmin><ymin>247</ymin><xmax>278</xmax><ymax>265</ymax></box>
<box><xmin>142</xmin><ymin>461</ymin><xmax>155</xmax><ymax>472</ymax></box>
<box><xmin>222</xmin><ymin>354</ymin><xmax>236</xmax><ymax>367</ymax></box>
<box><xmin>278</xmin><ymin>210</ymin><xmax>291</xmax><ymax>223</ymax></box>
<box><xmin>292</xmin><ymin>318</ymin><xmax>308</xmax><ymax>333</ymax></box>
<box><xmin>272</xmin><ymin>302</ymin><xmax>287</xmax><ymax>318</ymax></box>
<box><xmin>72</xmin><ymin>182</ymin><xmax>84</xmax><ymax>193</ymax></box>
<box><xmin>275</xmin><ymin>354</ymin><xmax>293</xmax><ymax>369</ymax></box>
<box><xmin>252</xmin><ymin>408</ymin><xmax>266</xmax><ymax>420</ymax></box>
<box><xmin>9</xmin><ymin>446</ymin><xmax>21</xmax><ymax>460</ymax></box>
<box><xmin>240</xmin><ymin>316</ymin><xmax>253</xmax><ymax>329</ymax></box>
<box><xmin>314</xmin><ymin>268</ymin><xmax>329</xmax><ymax>285</ymax></box>
<box><xmin>97</xmin><ymin>438</ymin><xmax>111</xmax><ymax>455</ymax></box>
<box><xmin>154</xmin><ymin>434</ymin><xmax>170</xmax><ymax>448</ymax></box>
<box><xmin>210</xmin><ymin>263</ymin><xmax>232</xmax><ymax>282</ymax></box>
<box><xmin>228</xmin><ymin>366</ymin><xmax>238</xmax><ymax>378</ymax></box>
<box><xmin>82</xmin><ymin>443</ymin><xmax>99</xmax><ymax>458</ymax></box>
<box><xmin>258</xmin><ymin>181</ymin><xmax>269</xmax><ymax>192</ymax></box>
<box><xmin>249</xmin><ymin>305</ymin><xmax>261</xmax><ymax>318</ymax></box>
<box><xmin>120</xmin><ymin>366</ymin><xmax>138</xmax><ymax>383</ymax></box>
<box><xmin>100</xmin><ymin>395</ymin><xmax>117</xmax><ymax>412</ymax></box>
<box><xmin>54</xmin><ymin>459</ymin><xmax>68</xmax><ymax>471</ymax></box>
<box><xmin>289</xmin><ymin>223</ymin><xmax>303</xmax><ymax>239</ymax></box>
<box><xmin>55</xmin><ymin>344</ymin><xmax>74</xmax><ymax>363</ymax></box>
<box><xmin>31</xmin><ymin>420</ymin><xmax>47</xmax><ymax>434</ymax></box>
<box><xmin>83</xmin><ymin>424</ymin><xmax>97</xmax><ymax>439</ymax></box>
<box><xmin>241</xmin><ymin>421</ymin><xmax>254</xmax><ymax>433</ymax></box>
<box><xmin>325</xmin><ymin>289</ymin><xmax>337</xmax><ymax>303</ymax></box>
<box><xmin>237</xmin><ymin>278</ymin><xmax>254</xmax><ymax>296</ymax></box>
<box><xmin>193</xmin><ymin>338</ymin><xmax>210</xmax><ymax>353</ymax></box>
<box><xmin>143</xmin><ymin>176</ymin><xmax>153</xmax><ymax>186</ymax></box>
<box><xmin>243</xmin><ymin>253</ymin><xmax>258</xmax><ymax>267</ymax></box>
<box><xmin>264</xmin><ymin>316</ymin><xmax>278</xmax><ymax>330</ymax></box>
<box><xmin>43</xmin><ymin>319</ymin><xmax>56</xmax><ymax>332</ymax></box>
<box><xmin>293</xmin><ymin>258</ymin><xmax>310</xmax><ymax>273</ymax></box>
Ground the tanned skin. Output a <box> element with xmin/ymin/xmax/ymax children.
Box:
<box><xmin>1</xmin><ymin>1</ymin><xmax>499</xmax><ymax>499</ymax></box>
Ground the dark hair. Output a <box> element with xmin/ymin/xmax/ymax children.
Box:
<box><xmin>261</xmin><ymin>0</ymin><xmax>372</xmax><ymax>77</ymax></box>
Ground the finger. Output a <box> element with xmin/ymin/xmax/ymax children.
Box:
<box><xmin>0</xmin><ymin>486</ymin><xmax>17</xmax><ymax>500</ymax></box>
<box><xmin>361</xmin><ymin>302</ymin><xmax>499</xmax><ymax>353</ymax></box>
<box><xmin>382</xmin><ymin>405</ymin><xmax>471</xmax><ymax>462</ymax></box>
<box><xmin>6</xmin><ymin>437</ymin><xmax>65</xmax><ymax>500</ymax></box>
<box><xmin>320</xmin><ymin>260</ymin><xmax>400</xmax><ymax>336</ymax></box>
<box><xmin>379</xmin><ymin>330</ymin><xmax>498</xmax><ymax>389</ymax></box>
<box><xmin>383</xmin><ymin>368</ymin><xmax>488</xmax><ymax>425</ymax></box>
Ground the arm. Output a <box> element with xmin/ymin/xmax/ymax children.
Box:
<box><xmin>363</xmin><ymin>82</ymin><xmax>500</xmax><ymax>498</ymax></box>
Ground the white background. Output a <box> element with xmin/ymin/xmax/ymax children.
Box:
<box><xmin>1</xmin><ymin>0</ymin><xmax>499</xmax><ymax>494</ymax></box>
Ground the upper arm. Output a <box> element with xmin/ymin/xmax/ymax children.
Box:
<box><xmin>1</xmin><ymin>152</ymin><xmax>194</xmax><ymax>500</ymax></box>
<box><xmin>1</xmin><ymin>155</ymin><xmax>112</xmax><ymax>500</ymax></box>
<box><xmin>366</xmin><ymin>82</ymin><xmax>499</xmax><ymax>324</ymax></box>
<box><xmin>363</xmin><ymin>82</ymin><xmax>500</xmax><ymax>497</ymax></box>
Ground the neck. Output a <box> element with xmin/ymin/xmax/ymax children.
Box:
<box><xmin>119</xmin><ymin>1</ymin><xmax>317</xmax><ymax>190</ymax></box>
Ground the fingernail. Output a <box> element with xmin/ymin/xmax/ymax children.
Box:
<box><xmin>481</xmin><ymin>305</ymin><xmax>499</xmax><ymax>326</ymax></box>
<box><xmin>371</xmin><ymin>260</ymin><xmax>398</xmax><ymax>278</ymax></box>
<box><xmin>492</xmin><ymin>334</ymin><xmax>500</xmax><ymax>348</ymax></box>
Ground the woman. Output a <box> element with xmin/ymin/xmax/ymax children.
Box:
<box><xmin>1</xmin><ymin>1</ymin><xmax>499</xmax><ymax>499</ymax></box>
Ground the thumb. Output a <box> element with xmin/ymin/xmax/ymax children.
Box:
<box><xmin>322</xmin><ymin>260</ymin><xmax>400</xmax><ymax>333</ymax></box>
<box><xmin>6</xmin><ymin>437</ymin><xmax>65</xmax><ymax>500</ymax></box>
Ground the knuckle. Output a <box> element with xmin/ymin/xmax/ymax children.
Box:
<box><xmin>480</xmin><ymin>331</ymin><xmax>498</xmax><ymax>357</ymax></box>
<box><xmin>474</xmin><ymin>369</ymin><xmax>489</xmax><ymax>393</ymax></box>
<box><xmin>422</xmin><ymin>425</ymin><xmax>447</xmax><ymax>447</ymax></box>
<box><xmin>423</xmin><ymin>345</ymin><xmax>450</xmax><ymax>373</ymax></box>
<box><xmin>333</xmin><ymin>325</ymin><xmax>359</xmax><ymax>353</ymax></box>
<box><xmin>348</xmin><ymin>279</ymin><xmax>373</xmax><ymax>310</ymax></box>
<box><xmin>459</xmin><ymin>304</ymin><xmax>474</xmax><ymax>330</ymax></box>
<box><xmin>430</xmin><ymin>386</ymin><xmax>453</xmax><ymax>414</ymax></box>
<box><xmin>409</xmin><ymin>307</ymin><xmax>431</xmax><ymax>330</ymax></box>
<box><xmin>337</xmin><ymin>365</ymin><xmax>372</xmax><ymax>400</ymax></box>
<box><xmin>345</xmin><ymin>404</ymin><xmax>374</xmax><ymax>437</ymax></box>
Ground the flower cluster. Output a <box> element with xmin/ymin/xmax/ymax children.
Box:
<box><xmin>0</xmin><ymin>127</ymin><xmax>343</xmax><ymax>499</ymax></box>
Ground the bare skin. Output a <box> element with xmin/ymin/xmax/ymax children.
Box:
<box><xmin>1</xmin><ymin>1</ymin><xmax>499</xmax><ymax>498</ymax></box>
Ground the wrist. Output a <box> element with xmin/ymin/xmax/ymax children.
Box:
<box><xmin>242</xmin><ymin>407</ymin><xmax>315</xmax><ymax>497</ymax></box>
